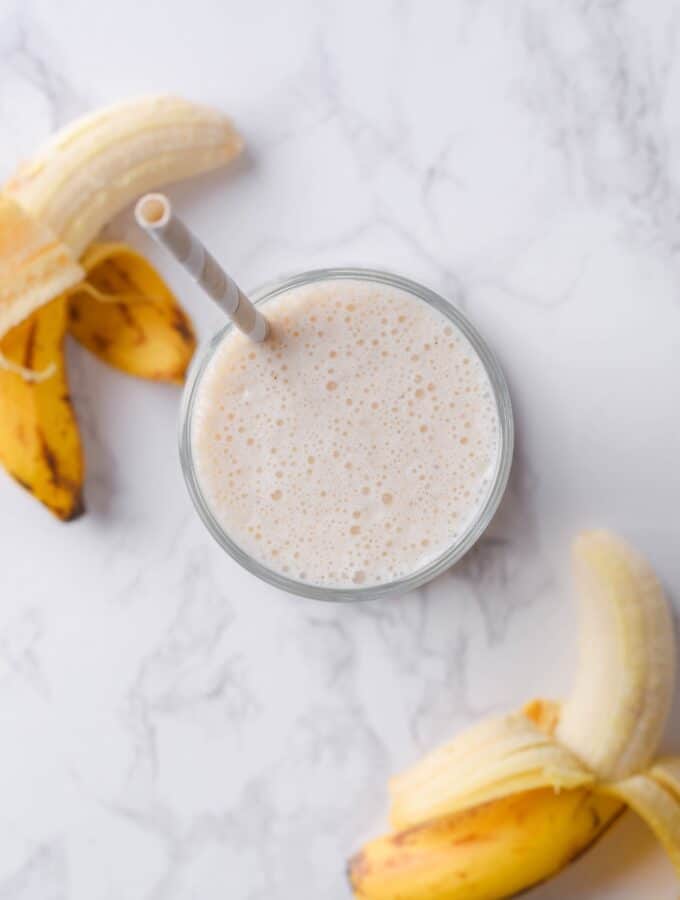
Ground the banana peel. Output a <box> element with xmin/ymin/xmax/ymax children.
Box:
<box><xmin>350</xmin><ymin>788</ymin><xmax>623</xmax><ymax>900</ymax></box>
<box><xmin>389</xmin><ymin>710</ymin><xmax>594</xmax><ymax>830</ymax></box>
<box><xmin>354</xmin><ymin>757</ymin><xmax>680</xmax><ymax>899</ymax></box>
<box><xmin>67</xmin><ymin>243</ymin><xmax>195</xmax><ymax>384</ymax></box>
<box><xmin>602</xmin><ymin>761</ymin><xmax>680</xmax><ymax>877</ymax></box>
<box><xmin>0</xmin><ymin>240</ymin><xmax>196</xmax><ymax>519</ymax></box>
<box><xmin>0</xmin><ymin>296</ymin><xmax>83</xmax><ymax>520</ymax></box>
<box><xmin>522</xmin><ymin>697</ymin><xmax>561</xmax><ymax>735</ymax></box>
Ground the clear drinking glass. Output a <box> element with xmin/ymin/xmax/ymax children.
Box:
<box><xmin>179</xmin><ymin>268</ymin><xmax>514</xmax><ymax>601</ymax></box>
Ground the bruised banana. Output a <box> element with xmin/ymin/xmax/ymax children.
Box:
<box><xmin>0</xmin><ymin>296</ymin><xmax>83</xmax><ymax>520</ymax></box>
<box><xmin>350</xmin><ymin>531</ymin><xmax>678</xmax><ymax>899</ymax></box>
<box><xmin>67</xmin><ymin>243</ymin><xmax>195</xmax><ymax>384</ymax></box>
<box><xmin>0</xmin><ymin>95</ymin><xmax>241</xmax><ymax>518</ymax></box>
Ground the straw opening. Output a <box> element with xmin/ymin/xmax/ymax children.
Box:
<box><xmin>135</xmin><ymin>193</ymin><xmax>171</xmax><ymax>229</ymax></box>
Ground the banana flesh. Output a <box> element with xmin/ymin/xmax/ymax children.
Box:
<box><xmin>556</xmin><ymin>530</ymin><xmax>675</xmax><ymax>780</ymax></box>
<box><xmin>5</xmin><ymin>95</ymin><xmax>242</xmax><ymax>258</ymax></box>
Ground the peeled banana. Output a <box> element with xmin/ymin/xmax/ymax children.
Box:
<box><xmin>5</xmin><ymin>94</ymin><xmax>242</xmax><ymax>258</ymax></box>
<box><xmin>556</xmin><ymin>530</ymin><xmax>675</xmax><ymax>780</ymax></box>
<box><xmin>0</xmin><ymin>95</ymin><xmax>241</xmax><ymax>518</ymax></box>
<box><xmin>350</xmin><ymin>531</ymin><xmax>679</xmax><ymax>899</ymax></box>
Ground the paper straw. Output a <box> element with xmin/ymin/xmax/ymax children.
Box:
<box><xmin>134</xmin><ymin>193</ymin><xmax>269</xmax><ymax>342</ymax></box>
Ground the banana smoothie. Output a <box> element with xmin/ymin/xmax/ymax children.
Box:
<box><xmin>189</xmin><ymin>276</ymin><xmax>502</xmax><ymax>589</ymax></box>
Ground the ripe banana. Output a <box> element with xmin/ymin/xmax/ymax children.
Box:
<box><xmin>67</xmin><ymin>243</ymin><xmax>195</xmax><ymax>383</ymax></box>
<box><xmin>350</xmin><ymin>531</ymin><xmax>679</xmax><ymax>899</ymax></box>
<box><xmin>0</xmin><ymin>95</ymin><xmax>241</xmax><ymax>518</ymax></box>
<box><xmin>556</xmin><ymin>530</ymin><xmax>675</xmax><ymax>780</ymax></box>
<box><xmin>0</xmin><ymin>296</ymin><xmax>83</xmax><ymax>520</ymax></box>
<box><xmin>5</xmin><ymin>95</ymin><xmax>242</xmax><ymax>258</ymax></box>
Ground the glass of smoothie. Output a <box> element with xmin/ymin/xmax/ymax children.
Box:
<box><xmin>178</xmin><ymin>268</ymin><xmax>513</xmax><ymax>601</ymax></box>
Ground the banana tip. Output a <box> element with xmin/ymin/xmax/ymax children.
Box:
<box><xmin>61</xmin><ymin>495</ymin><xmax>86</xmax><ymax>522</ymax></box>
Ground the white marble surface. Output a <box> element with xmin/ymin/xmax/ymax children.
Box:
<box><xmin>0</xmin><ymin>1</ymin><xmax>679</xmax><ymax>897</ymax></box>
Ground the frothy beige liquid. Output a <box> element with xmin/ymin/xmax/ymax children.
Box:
<box><xmin>192</xmin><ymin>279</ymin><xmax>500</xmax><ymax>587</ymax></box>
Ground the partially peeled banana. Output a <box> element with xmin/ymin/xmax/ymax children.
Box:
<box><xmin>349</xmin><ymin>531</ymin><xmax>679</xmax><ymax>898</ymax></box>
<box><xmin>0</xmin><ymin>95</ymin><xmax>242</xmax><ymax>518</ymax></box>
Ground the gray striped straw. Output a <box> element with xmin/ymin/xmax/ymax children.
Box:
<box><xmin>134</xmin><ymin>193</ymin><xmax>269</xmax><ymax>342</ymax></box>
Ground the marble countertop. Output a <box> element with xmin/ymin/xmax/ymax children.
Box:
<box><xmin>1</xmin><ymin>1</ymin><xmax>679</xmax><ymax>898</ymax></box>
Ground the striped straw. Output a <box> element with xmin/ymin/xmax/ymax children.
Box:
<box><xmin>134</xmin><ymin>193</ymin><xmax>269</xmax><ymax>342</ymax></box>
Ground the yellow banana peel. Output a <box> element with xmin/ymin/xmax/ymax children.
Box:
<box><xmin>67</xmin><ymin>243</ymin><xmax>196</xmax><ymax>384</ymax></box>
<box><xmin>389</xmin><ymin>710</ymin><xmax>594</xmax><ymax>830</ymax></box>
<box><xmin>0</xmin><ymin>244</ymin><xmax>195</xmax><ymax>519</ymax></box>
<box><xmin>350</xmin><ymin>788</ymin><xmax>623</xmax><ymax>900</ymax></box>
<box><xmin>602</xmin><ymin>763</ymin><xmax>680</xmax><ymax>877</ymax></box>
<box><xmin>0</xmin><ymin>296</ymin><xmax>83</xmax><ymax>520</ymax></box>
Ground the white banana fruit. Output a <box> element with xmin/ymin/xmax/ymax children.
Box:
<box><xmin>4</xmin><ymin>95</ymin><xmax>242</xmax><ymax>258</ymax></box>
<box><xmin>556</xmin><ymin>530</ymin><xmax>675</xmax><ymax>780</ymax></box>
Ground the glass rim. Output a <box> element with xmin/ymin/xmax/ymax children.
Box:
<box><xmin>179</xmin><ymin>267</ymin><xmax>514</xmax><ymax>601</ymax></box>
